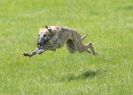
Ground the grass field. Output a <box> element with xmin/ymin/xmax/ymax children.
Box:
<box><xmin>0</xmin><ymin>0</ymin><xmax>133</xmax><ymax>95</ymax></box>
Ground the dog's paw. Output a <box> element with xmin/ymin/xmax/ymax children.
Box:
<box><xmin>93</xmin><ymin>52</ymin><xmax>98</xmax><ymax>55</ymax></box>
<box><xmin>23</xmin><ymin>52</ymin><xmax>31</xmax><ymax>57</ymax></box>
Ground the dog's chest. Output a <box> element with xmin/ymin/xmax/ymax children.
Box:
<box><xmin>49</xmin><ymin>35</ymin><xmax>63</xmax><ymax>48</ymax></box>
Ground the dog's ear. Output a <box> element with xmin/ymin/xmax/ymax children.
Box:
<box><xmin>46</xmin><ymin>25</ymin><xmax>48</xmax><ymax>28</ymax></box>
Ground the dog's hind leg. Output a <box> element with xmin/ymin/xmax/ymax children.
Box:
<box><xmin>86</xmin><ymin>43</ymin><xmax>96</xmax><ymax>55</ymax></box>
<box><xmin>66</xmin><ymin>39</ymin><xmax>76</xmax><ymax>53</ymax></box>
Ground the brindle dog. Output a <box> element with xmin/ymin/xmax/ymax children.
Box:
<box><xmin>23</xmin><ymin>25</ymin><xmax>96</xmax><ymax>57</ymax></box>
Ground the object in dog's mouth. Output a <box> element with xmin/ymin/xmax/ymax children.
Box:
<box><xmin>23</xmin><ymin>48</ymin><xmax>45</xmax><ymax>57</ymax></box>
<box><xmin>23</xmin><ymin>40</ymin><xmax>48</xmax><ymax>57</ymax></box>
<box><xmin>23</xmin><ymin>41</ymin><xmax>46</xmax><ymax>57</ymax></box>
<box><xmin>37</xmin><ymin>49</ymin><xmax>45</xmax><ymax>54</ymax></box>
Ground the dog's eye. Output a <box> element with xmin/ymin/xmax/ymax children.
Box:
<box><xmin>43</xmin><ymin>35</ymin><xmax>46</xmax><ymax>37</ymax></box>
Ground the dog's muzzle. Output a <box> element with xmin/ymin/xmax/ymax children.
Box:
<box><xmin>37</xmin><ymin>37</ymin><xmax>50</xmax><ymax>49</ymax></box>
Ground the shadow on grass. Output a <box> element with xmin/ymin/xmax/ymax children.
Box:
<box><xmin>118</xmin><ymin>5</ymin><xmax>133</xmax><ymax>10</ymax></box>
<box><xmin>62</xmin><ymin>70</ymin><xmax>98</xmax><ymax>81</ymax></box>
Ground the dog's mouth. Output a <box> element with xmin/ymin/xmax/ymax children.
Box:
<box><xmin>37</xmin><ymin>42</ymin><xmax>47</xmax><ymax>52</ymax></box>
<box><xmin>36</xmin><ymin>43</ymin><xmax>45</xmax><ymax>54</ymax></box>
<box><xmin>37</xmin><ymin>41</ymin><xmax>51</xmax><ymax>50</ymax></box>
<box><xmin>37</xmin><ymin>43</ymin><xmax>44</xmax><ymax>49</ymax></box>
<box><xmin>37</xmin><ymin>37</ymin><xmax>50</xmax><ymax>49</ymax></box>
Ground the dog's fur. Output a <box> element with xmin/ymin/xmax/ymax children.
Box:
<box><xmin>23</xmin><ymin>26</ymin><xmax>96</xmax><ymax>57</ymax></box>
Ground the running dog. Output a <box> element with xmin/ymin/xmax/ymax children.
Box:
<box><xmin>23</xmin><ymin>25</ymin><xmax>96</xmax><ymax>57</ymax></box>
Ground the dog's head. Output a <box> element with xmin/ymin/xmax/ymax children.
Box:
<box><xmin>37</xmin><ymin>25</ymin><xmax>61</xmax><ymax>50</ymax></box>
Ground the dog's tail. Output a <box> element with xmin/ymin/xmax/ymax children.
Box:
<box><xmin>81</xmin><ymin>35</ymin><xmax>87</xmax><ymax>40</ymax></box>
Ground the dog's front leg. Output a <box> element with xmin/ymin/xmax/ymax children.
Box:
<box><xmin>23</xmin><ymin>48</ymin><xmax>45</xmax><ymax>57</ymax></box>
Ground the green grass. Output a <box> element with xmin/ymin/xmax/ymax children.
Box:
<box><xmin>0</xmin><ymin>0</ymin><xmax>133</xmax><ymax>95</ymax></box>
